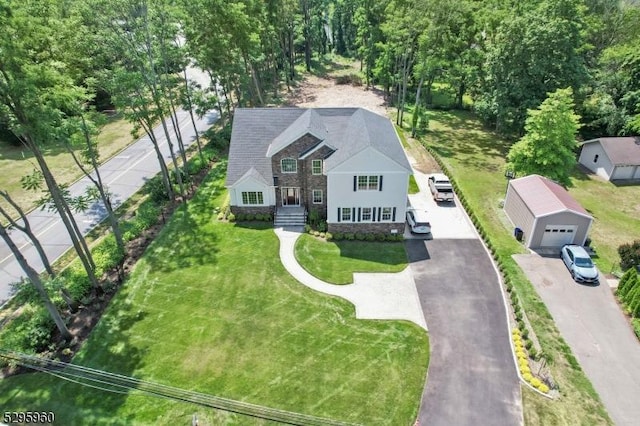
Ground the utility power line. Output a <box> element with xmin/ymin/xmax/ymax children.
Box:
<box><xmin>0</xmin><ymin>349</ymin><xmax>360</xmax><ymax>426</ymax></box>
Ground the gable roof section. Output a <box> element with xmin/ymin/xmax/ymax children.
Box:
<box><xmin>266</xmin><ymin>109</ymin><xmax>328</xmax><ymax>157</ymax></box>
<box><xmin>509</xmin><ymin>174</ymin><xmax>591</xmax><ymax>219</ymax></box>
<box><xmin>226</xmin><ymin>107</ymin><xmax>411</xmax><ymax>187</ymax></box>
<box><xmin>323</xmin><ymin>108</ymin><xmax>411</xmax><ymax>172</ymax></box>
<box><xmin>582</xmin><ymin>137</ymin><xmax>640</xmax><ymax>166</ymax></box>
<box><xmin>226</xmin><ymin>108</ymin><xmax>306</xmax><ymax>187</ymax></box>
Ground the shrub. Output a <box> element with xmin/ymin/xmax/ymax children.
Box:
<box><xmin>618</xmin><ymin>240</ymin><xmax>640</xmax><ymax>272</ymax></box>
<box><xmin>319</xmin><ymin>232</ymin><xmax>326</xmax><ymax>239</ymax></box>
<box><xmin>536</xmin><ymin>383</ymin><xmax>550</xmax><ymax>393</ymax></box>
<box><xmin>522</xmin><ymin>373</ymin><xmax>533</xmax><ymax>382</ymax></box>
<box><xmin>530</xmin><ymin>377</ymin><xmax>542</xmax><ymax>388</ymax></box>
<box><xmin>355</xmin><ymin>233</ymin><xmax>365</xmax><ymax>241</ymax></box>
<box><xmin>244</xmin><ymin>213</ymin><xmax>254</xmax><ymax>221</ymax></box>
<box><xmin>521</xmin><ymin>328</ymin><xmax>529</xmax><ymax>339</ymax></box>
<box><xmin>332</xmin><ymin>232</ymin><xmax>344</xmax><ymax>241</ymax></box>
<box><xmin>227</xmin><ymin>213</ymin><xmax>236</xmax><ymax>222</ymax></box>
<box><xmin>304</xmin><ymin>224</ymin><xmax>312</xmax><ymax>233</ymax></box>
<box><xmin>318</xmin><ymin>221</ymin><xmax>328</xmax><ymax>232</ymax></box>
<box><xmin>144</xmin><ymin>175</ymin><xmax>170</xmax><ymax>203</ymax></box>
<box><xmin>62</xmin><ymin>265</ymin><xmax>92</xmax><ymax>302</ymax></box>
<box><xmin>308</xmin><ymin>209</ymin><xmax>321</xmax><ymax>227</ymax></box>
<box><xmin>517</xmin><ymin>319</ymin><xmax>526</xmax><ymax>331</ymax></box>
<box><xmin>528</xmin><ymin>348</ymin><xmax>538</xmax><ymax>359</ymax></box>
<box><xmin>375</xmin><ymin>233</ymin><xmax>386</xmax><ymax>241</ymax></box>
<box><xmin>217</xmin><ymin>212</ymin><xmax>224</xmax><ymax>221</ymax></box>
<box><xmin>0</xmin><ymin>306</ymin><xmax>55</xmax><ymax>353</ymax></box>
<box><xmin>325</xmin><ymin>232</ymin><xmax>333</xmax><ymax>241</ymax></box>
<box><xmin>617</xmin><ymin>267</ymin><xmax>638</xmax><ymax>299</ymax></box>
<box><xmin>313</xmin><ymin>231</ymin><xmax>320</xmax><ymax>237</ymax></box>
<box><xmin>525</xmin><ymin>340</ymin><xmax>534</xmax><ymax>350</ymax></box>
<box><xmin>235</xmin><ymin>213</ymin><xmax>245</xmax><ymax>222</ymax></box>
<box><xmin>365</xmin><ymin>233</ymin><xmax>376</xmax><ymax>241</ymax></box>
<box><xmin>514</xmin><ymin>311</ymin><xmax>523</xmax><ymax>322</ymax></box>
<box><xmin>345</xmin><ymin>233</ymin><xmax>355</xmax><ymax>241</ymax></box>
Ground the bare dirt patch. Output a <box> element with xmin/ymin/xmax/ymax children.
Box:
<box><xmin>284</xmin><ymin>75</ymin><xmax>389</xmax><ymax>116</ymax></box>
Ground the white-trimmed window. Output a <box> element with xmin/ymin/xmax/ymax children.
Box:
<box><xmin>356</xmin><ymin>175</ymin><xmax>380</xmax><ymax>191</ymax></box>
<box><xmin>312</xmin><ymin>159</ymin><xmax>322</xmax><ymax>175</ymax></box>
<box><xmin>381</xmin><ymin>207</ymin><xmax>392</xmax><ymax>221</ymax></box>
<box><xmin>281</xmin><ymin>158</ymin><xmax>297</xmax><ymax>173</ymax></box>
<box><xmin>362</xmin><ymin>207</ymin><xmax>372</xmax><ymax>221</ymax></box>
<box><xmin>312</xmin><ymin>189</ymin><xmax>323</xmax><ymax>204</ymax></box>
<box><xmin>241</xmin><ymin>191</ymin><xmax>264</xmax><ymax>205</ymax></box>
<box><xmin>341</xmin><ymin>208</ymin><xmax>352</xmax><ymax>222</ymax></box>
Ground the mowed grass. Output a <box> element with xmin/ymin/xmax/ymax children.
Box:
<box><xmin>0</xmin><ymin>115</ymin><xmax>135</xmax><ymax>215</ymax></box>
<box><xmin>295</xmin><ymin>234</ymin><xmax>408</xmax><ymax>284</ymax></box>
<box><xmin>414</xmin><ymin>109</ymin><xmax>612</xmax><ymax>425</ymax></box>
<box><xmin>0</xmin><ymin>164</ymin><xmax>429</xmax><ymax>425</ymax></box>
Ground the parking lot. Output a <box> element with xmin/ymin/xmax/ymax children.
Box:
<box><xmin>514</xmin><ymin>254</ymin><xmax>640</xmax><ymax>426</ymax></box>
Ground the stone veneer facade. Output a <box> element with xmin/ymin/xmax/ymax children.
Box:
<box><xmin>328</xmin><ymin>222</ymin><xmax>404</xmax><ymax>234</ymax></box>
<box><xmin>230</xmin><ymin>205</ymin><xmax>275</xmax><ymax>216</ymax></box>
<box><xmin>272</xmin><ymin>135</ymin><xmax>329</xmax><ymax>215</ymax></box>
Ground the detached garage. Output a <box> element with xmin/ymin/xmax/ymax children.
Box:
<box><xmin>504</xmin><ymin>175</ymin><xmax>593</xmax><ymax>250</ymax></box>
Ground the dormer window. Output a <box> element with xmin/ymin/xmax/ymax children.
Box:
<box><xmin>281</xmin><ymin>158</ymin><xmax>297</xmax><ymax>173</ymax></box>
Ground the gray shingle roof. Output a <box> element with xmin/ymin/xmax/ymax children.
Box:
<box><xmin>225</xmin><ymin>107</ymin><xmax>411</xmax><ymax>187</ymax></box>
<box><xmin>582</xmin><ymin>137</ymin><xmax>640</xmax><ymax>166</ymax></box>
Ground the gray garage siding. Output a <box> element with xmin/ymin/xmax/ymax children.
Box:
<box><xmin>504</xmin><ymin>186</ymin><xmax>535</xmax><ymax>246</ymax></box>
<box><xmin>579</xmin><ymin>142</ymin><xmax>615</xmax><ymax>180</ymax></box>
<box><xmin>529</xmin><ymin>212</ymin><xmax>591</xmax><ymax>249</ymax></box>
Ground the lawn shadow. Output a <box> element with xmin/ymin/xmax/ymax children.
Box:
<box><xmin>334</xmin><ymin>240</ymin><xmax>407</xmax><ymax>266</ymax></box>
<box><xmin>144</xmin><ymin>204</ymin><xmax>219</xmax><ymax>273</ymax></box>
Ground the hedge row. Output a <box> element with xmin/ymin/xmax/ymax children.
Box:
<box><xmin>304</xmin><ymin>226</ymin><xmax>404</xmax><ymax>242</ymax></box>
<box><xmin>616</xmin><ymin>268</ymin><xmax>640</xmax><ymax>319</ymax></box>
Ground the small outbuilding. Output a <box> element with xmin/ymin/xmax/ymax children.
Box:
<box><xmin>578</xmin><ymin>137</ymin><xmax>640</xmax><ymax>181</ymax></box>
<box><xmin>504</xmin><ymin>174</ymin><xmax>593</xmax><ymax>250</ymax></box>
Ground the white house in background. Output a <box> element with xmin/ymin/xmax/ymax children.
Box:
<box><xmin>225</xmin><ymin>107</ymin><xmax>412</xmax><ymax>233</ymax></box>
<box><xmin>578</xmin><ymin>137</ymin><xmax>640</xmax><ymax>181</ymax></box>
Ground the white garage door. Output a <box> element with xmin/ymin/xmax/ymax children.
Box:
<box><xmin>612</xmin><ymin>165</ymin><xmax>635</xmax><ymax>180</ymax></box>
<box><xmin>541</xmin><ymin>225</ymin><xmax>577</xmax><ymax>247</ymax></box>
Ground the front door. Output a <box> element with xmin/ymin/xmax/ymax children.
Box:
<box><xmin>281</xmin><ymin>187</ymin><xmax>300</xmax><ymax>206</ymax></box>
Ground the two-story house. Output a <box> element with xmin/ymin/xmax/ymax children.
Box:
<box><xmin>225</xmin><ymin>107</ymin><xmax>412</xmax><ymax>234</ymax></box>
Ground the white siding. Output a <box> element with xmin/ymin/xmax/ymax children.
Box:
<box><xmin>229</xmin><ymin>177</ymin><xmax>275</xmax><ymax>206</ymax></box>
<box><xmin>635</xmin><ymin>166</ymin><xmax>640</xmax><ymax>179</ymax></box>
<box><xmin>326</xmin><ymin>148</ymin><xmax>409</xmax><ymax>223</ymax></box>
<box><xmin>579</xmin><ymin>142</ymin><xmax>615</xmax><ymax>180</ymax></box>
<box><xmin>504</xmin><ymin>185</ymin><xmax>536</xmax><ymax>247</ymax></box>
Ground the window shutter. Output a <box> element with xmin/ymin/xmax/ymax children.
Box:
<box><xmin>378</xmin><ymin>207</ymin><xmax>382</xmax><ymax>222</ymax></box>
<box><xmin>337</xmin><ymin>208</ymin><xmax>341</xmax><ymax>222</ymax></box>
<box><xmin>372</xmin><ymin>207</ymin><xmax>376</xmax><ymax>222</ymax></box>
<box><xmin>353</xmin><ymin>176</ymin><xmax>357</xmax><ymax>191</ymax></box>
<box><xmin>379</xmin><ymin>175</ymin><xmax>383</xmax><ymax>191</ymax></box>
<box><xmin>358</xmin><ymin>208</ymin><xmax>361</xmax><ymax>222</ymax></box>
<box><xmin>392</xmin><ymin>207</ymin><xmax>396</xmax><ymax>221</ymax></box>
<box><xmin>352</xmin><ymin>208</ymin><xmax>356</xmax><ymax>222</ymax></box>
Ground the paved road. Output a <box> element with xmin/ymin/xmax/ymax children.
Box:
<box><xmin>515</xmin><ymin>254</ymin><xmax>640</xmax><ymax>426</ymax></box>
<box><xmin>409</xmin><ymin>238</ymin><xmax>522</xmax><ymax>426</ymax></box>
<box><xmin>0</xmin><ymin>68</ymin><xmax>218</xmax><ymax>305</ymax></box>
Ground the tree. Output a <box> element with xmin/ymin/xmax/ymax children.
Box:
<box><xmin>478</xmin><ymin>0</ymin><xmax>588</xmax><ymax>134</ymax></box>
<box><xmin>506</xmin><ymin>88</ymin><xmax>581</xmax><ymax>186</ymax></box>
<box><xmin>618</xmin><ymin>240</ymin><xmax>640</xmax><ymax>272</ymax></box>
<box><xmin>0</xmin><ymin>223</ymin><xmax>72</xmax><ymax>341</ymax></box>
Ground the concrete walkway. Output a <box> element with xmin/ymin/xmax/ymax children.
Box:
<box><xmin>274</xmin><ymin>227</ymin><xmax>427</xmax><ymax>331</ymax></box>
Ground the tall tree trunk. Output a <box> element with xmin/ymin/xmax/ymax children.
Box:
<box><xmin>0</xmin><ymin>224</ymin><xmax>71</xmax><ymax>340</ymax></box>
<box><xmin>28</xmin><ymin>140</ymin><xmax>99</xmax><ymax>289</ymax></box>
<box><xmin>456</xmin><ymin>80</ymin><xmax>466</xmax><ymax>109</ymax></box>
<box><xmin>412</xmin><ymin>74</ymin><xmax>425</xmax><ymax>138</ymax></box>
<box><xmin>182</xmin><ymin>67</ymin><xmax>205</xmax><ymax>164</ymax></box>
<box><xmin>71</xmin><ymin>115</ymin><xmax>125</xmax><ymax>255</ymax></box>
<box><xmin>0</xmin><ymin>192</ymin><xmax>54</xmax><ymax>276</ymax></box>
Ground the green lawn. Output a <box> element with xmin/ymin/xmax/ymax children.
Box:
<box><xmin>409</xmin><ymin>109</ymin><xmax>612</xmax><ymax>425</ymax></box>
<box><xmin>295</xmin><ymin>234</ymin><xmax>408</xmax><ymax>284</ymax></box>
<box><xmin>0</xmin><ymin>115</ymin><xmax>136</xmax><ymax>216</ymax></box>
<box><xmin>408</xmin><ymin>174</ymin><xmax>419</xmax><ymax>194</ymax></box>
<box><xmin>0</xmin><ymin>165</ymin><xmax>428</xmax><ymax>425</ymax></box>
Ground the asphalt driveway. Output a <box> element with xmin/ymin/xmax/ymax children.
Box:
<box><xmin>408</xmin><ymin>238</ymin><xmax>522</xmax><ymax>426</ymax></box>
<box><xmin>514</xmin><ymin>254</ymin><xmax>640</xmax><ymax>426</ymax></box>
